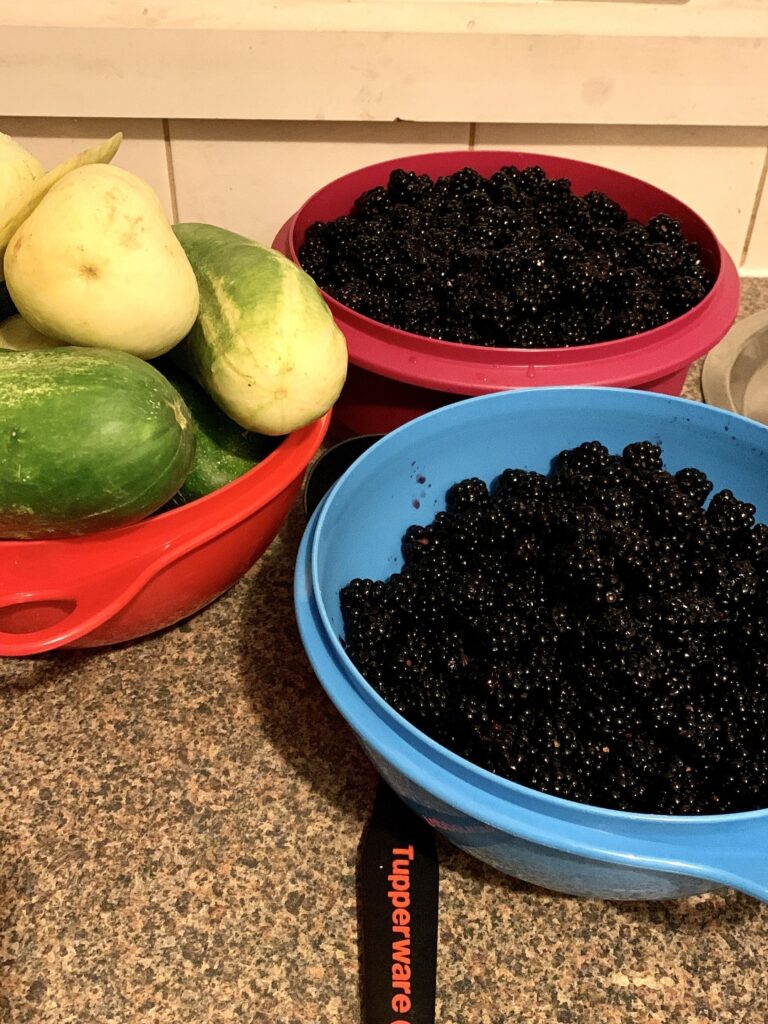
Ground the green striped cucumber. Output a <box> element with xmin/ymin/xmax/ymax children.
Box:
<box><xmin>0</xmin><ymin>347</ymin><xmax>195</xmax><ymax>538</ymax></box>
<box><xmin>157</xmin><ymin>361</ymin><xmax>281</xmax><ymax>502</ymax></box>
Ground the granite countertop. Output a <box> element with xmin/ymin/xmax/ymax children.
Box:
<box><xmin>2</xmin><ymin>279</ymin><xmax>768</xmax><ymax>1024</ymax></box>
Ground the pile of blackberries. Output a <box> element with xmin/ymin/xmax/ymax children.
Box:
<box><xmin>298</xmin><ymin>165</ymin><xmax>714</xmax><ymax>348</ymax></box>
<box><xmin>340</xmin><ymin>441</ymin><xmax>768</xmax><ymax>815</ymax></box>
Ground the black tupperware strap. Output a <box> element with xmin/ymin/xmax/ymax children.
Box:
<box><xmin>358</xmin><ymin>783</ymin><xmax>439</xmax><ymax>1024</ymax></box>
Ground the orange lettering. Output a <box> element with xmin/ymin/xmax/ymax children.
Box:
<box><xmin>392</xmin><ymin>938</ymin><xmax>411</xmax><ymax>963</ymax></box>
<box><xmin>390</xmin><ymin>849</ymin><xmax>414</xmax><ymax>1017</ymax></box>
<box><xmin>388</xmin><ymin>874</ymin><xmax>410</xmax><ymax>891</ymax></box>
<box><xmin>392</xmin><ymin>994</ymin><xmax>411</xmax><ymax>1014</ymax></box>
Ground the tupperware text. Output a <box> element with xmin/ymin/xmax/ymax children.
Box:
<box><xmin>388</xmin><ymin>844</ymin><xmax>415</xmax><ymax>1023</ymax></box>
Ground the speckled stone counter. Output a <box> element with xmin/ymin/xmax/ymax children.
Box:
<box><xmin>3</xmin><ymin>280</ymin><xmax>768</xmax><ymax>1024</ymax></box>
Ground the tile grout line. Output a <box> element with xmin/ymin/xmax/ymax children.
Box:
<box><xmin>162</xmin><ymin>118</ymin><xmax>180</xmax><ymax>224</ymax></box>
<box><xmin>739</xmin><ymin>137</ymin><xmax>768</xmax><ymax>268</ymax></box>
<box><xmin>468</xmin><ymin>123</ymin><xmax>476</xmax><ymax>150</ymax></box>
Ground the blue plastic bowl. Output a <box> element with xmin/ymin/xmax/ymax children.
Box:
<box><xmin>295</xmin><ymin>388</ymin><xmax>768</xmax><ymax>901</ymax></box>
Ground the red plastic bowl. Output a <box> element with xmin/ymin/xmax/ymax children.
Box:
<box><xmin>0</xmin><ymin>412</ymin><xmax>330</xmax><ymax>657</ymax></box>
<box><xmin>274</xmin><ymin>150</ymin><xmax>740</xmax><ymax>437</ymax></box>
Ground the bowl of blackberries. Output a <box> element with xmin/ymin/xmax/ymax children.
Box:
<box><xmin>275</xmin><ymin>151</ymin><xmax>740</xmax><ymax>438</ymax></box>
<box><xmin>295</xmin><ymin>387</ymin><xmax>768</xmax><ymax>902</ymax></box>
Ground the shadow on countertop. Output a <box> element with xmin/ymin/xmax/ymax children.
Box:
<box><xmin>236</xmin><ymin>503</ymin><xmax>378</xmax><ymax>827</ymax></box>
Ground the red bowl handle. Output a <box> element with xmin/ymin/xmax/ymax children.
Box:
<box><xmin>0</xmin><ymin>491</ymin><xmax>285</xmax><ymax>656</ymax></box>
<box><xmin>0</xmin><ymin>546</ymin><xmax>170</xmax><ymax>656</ymax></box>
<box><xmin>0</xmin><ymin>508</ymin><xmax>226</xmax><ymax>656</ymax></box>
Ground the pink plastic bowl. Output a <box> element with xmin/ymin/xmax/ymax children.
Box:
<box><xmin>274</xmin><ymin>150</ymin><xmax>740</xmax><ymax>438</ymax></box>
<box><xmin>0</xmin><ymin>412</ymin><xmax>330</xmax><ymax>657</ymax></box>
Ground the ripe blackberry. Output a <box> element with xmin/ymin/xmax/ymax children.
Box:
<box><xmin>332</xmin><ymin>279</ymin><xmax>372</xmax><ymax>308</ymax></box>
<box><xmin>647</xmin><ymin>213</ymin><xmax>683</xmax><ymax>244</ymax></box>
<box><xmin>448</xmin><ymin>166</ymin><xmax>487</xmax><ymax>196</ymax></box>
<box><xmin>353</xmin><ymin>186</ymin><xmax>392</xmax><ymax>218</ymax></box>
<box><xmin>340</xmin><ymin>439</ymin><xmax>768</xmax><ymax>815</ymax></box>
<box><xmin>664</xmin><ymin>275</ymin><xmax>709</xmax><ymax>316</ymax></box>
<box><xmin>446</xmin><ymin>477</ymin><xmax>490</xmax><ymax>514</ymax></box>
<box><xmin>387</xmin><ymin>169</ymin><xmax>432</xmax><ymax>204</ymax></box>
<box><xmin>585</xmin><ymin>190</ymin><xmax>628</xmax><ymax>229</ymax></box>
<box><xmin>622</xmin><ymin>441</ymin><xmax>663</xmax><ymax>473</ymax></box>
<box><xmin>674</xmin><ymin>467</ymin><xmax>714</xmax><ymax>506</ymax></box>
<box><xmin>493</xmin><ymin>467</ymin><xmax>550</xmax><ymax>501</ymax></box>
<box><xmin>645</xmin><ymin>242</ymin><xmax>681</xmax><ymax>274</ymax></box>
<box><xmin>706</xmin><ymin>489</ymin><xmax>756</xmax><ymax>537</ymax></box>
<box><xmin>518</xmin><ymin>165</ymin><xmax>548</xmax><ymax>194</ymax></box>
<box><xmin>557</xmin><ymin>440</ymin><xmax>613</xmax><ymax>473</ymax></box>
<box><xmin>618</xmin><ymin>223</ymin><xmax>650</xmax><ymax>259</ymax></box>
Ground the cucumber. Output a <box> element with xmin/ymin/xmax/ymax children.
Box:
<box><xmin>172</xmin><ymin>223</ymin><xmax>347</xmax><ymax>436</ymax></box>
<box><xmin>157</xmin><ymin>361</ymin><xmax>281</xmax><ymax>502</ymax></box>
<box><xmin>0</xmin><ymin>347</ymin><xmax>195</xmax><ymax>538</ymax></box>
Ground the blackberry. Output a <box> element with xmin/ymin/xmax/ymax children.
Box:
<box><xmin>561</xmin><ymin>258</ymin><xmax>606</xmax><ymax>301</ymax></box>
<box><xmin>674</xmin><ymin>467</ymin><xmax>713</xmax><ymax>506</ymax></box>
<box><xmin>618</xmin><ymin>223</ymin><xmax>650</xmax><ymax>259</ymax></box>
<box><xmin>387</xmin><ymin>169</ymin><xmax>432</xmax><ymax>204</ymax></box>
<box><xmin>518</xmin><ymin>165</ymin><xmax>548</xmax><ymax>194</ymax></box>
<box><xmin>645</xmin><ymin>242</ymin><xmax>681</xmax><ymax>274</ymax></box>
<box><xmin>706</xmin><ymin>489</ymin><xmax>756</xmax><ymax>537</ymax></box>
<box><xmin>446</xmin><ymin>477</ymin><xmax>490</xmax><ymax>514</ymax></box>
<box><xmin>353</xmin><ymin>186</ymin><xmax>392</xmax><ymax>218</ymax></box>
<box><xmin>493</xmin><ymin>467</ymin><xmax>550</xmax><ymax>501</ymax></box>
<box><xmin>589</xmin><ymin>227</ymin><xmax>622</xmax><ymax>261</ymax></box>
<box><xmin>560</xmin><ymin>195</ymin><xmax>593</xmax><ymax>234</ymax></box>
<box><xmin>664</xmin><ymin>275</ymin><xmax>710</xmax><ymax>316</ymax></box>
<box><xmin>647</xmin><ymin>213</ymin><xmax>683</xmax><ymax>244</ymax></box>
<box><xmin>585</xmin><ymin>190</ymin><xmax>628</xmax><ymax>229</ymax></box>
<box><xmin>539</xmin><ymin>177</ymin><xmax>573</xmax><ymax>204</ymax></box>
<box><xmin>545</xmin><ymin>228</ymin><xmax>583</xmax><ymax>258</ymax></box>
<box><xmin>557</xmin><ymin>313</ymin><xmax>593</xmax><ymax>347</ymax></box>
<box><xmin>340</xmin><ymin>440</ymin><xmax>768</xmax><ymax>815</ymax></box>
<box><xmin>463</xmin><ymin>221</ymin><xmax>500</xmax><ymax>250</ymax></box>
<box><xmin>557</xmin><ymin>440</ymin><xmax>613</xmax><ymax>473</ymax></box>
<box><xmin>515</xmin><ymin>268</ymin><xmax>561</xmax><ymax>314</ymax></box>
<box><xmin>448</xmin><ymin>166</ymin><xmax>487</xmax><ymax>196</ymax></box>
<box><xmin>462</xmin><ymin>189</ymin><xmax>494</xmax><ymax>214</ymax></box>
<box><xmin>299</xmin><ymin>165</ymin><xmax>714</xmax><ymax>349</ymax></box>
<box><xmin>622</xmin><ymin>441</ymin><xmax>663</xmax><ymax>473</ymax></box>
<box><xmin>333</xmin><ymin>280</ymin><xmax>374</xmax><ymax>310</ymax></box>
